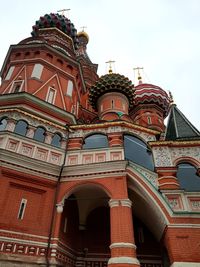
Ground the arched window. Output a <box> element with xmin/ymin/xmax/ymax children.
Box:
<box><xmin>83</xmin><ymin>134</ymin><xmax>109</xmax><ymax>149</ymax></box>
<box><xmin>124</xmin><ymin>135</ymin><xmax>154</xmax><ymax>171</ymax></box>
<box><xmin>0</xmin><ymin>118</ymin><xmax>7</xmax><ymax>131</ymax></box>
<box><xmin>33</xmin><ymin>127</ymin><xmax>46</xmax><ymax>142</ymax></box>
<box><xmin>51</xmin><ymin>133</ymin><xmax>62</xmax><ymax>148</ymax></box>
<box><xmin>14</xmin><ymin>120</ymin><xmax>28</xmax><ymax>136</ymax></box>
<box><xmin>177</xmin><ymin>163</ymin><xmax>200</xmax><ymax>191</ymax></box>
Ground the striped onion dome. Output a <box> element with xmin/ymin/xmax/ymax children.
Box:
<box><xmin>89</xmin><ymin>73</ymin><xmax>135</xmax><ymax>111</ymax></box>
<box><xmin>134</xmin><ymin>83</ymin><xmax>171</xmax><ymax>117</ymax></box>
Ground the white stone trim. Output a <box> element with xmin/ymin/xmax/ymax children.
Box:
<box><xmin>110</xmin><ymin>242</ymin><xmax>136</xmax><ymax>249</ymax></box>
<box><xmin>109</xmin><ymin>199</ymin><xmax>120</xmax><ymax>208</ymax></box>
<box><xmin>170</xmin><ymin>262</ymin><xmax>200</xmax><ymax>267</ymax></box>
<box><xmin>120</xmin><ymin>199</ymin><xmax>132</xmax><ymax>207</ymax></box>
<box><xmin>108</xmin><ymin>257</ymin><xmax>140</xmax><ymax>265</ymax></box>
<box><xmin>168</xmin><ymin>224</ymin><xmax>200</xmax><ymax>229</ymax></box>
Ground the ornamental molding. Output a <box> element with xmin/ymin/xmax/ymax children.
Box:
<box><xmin>128</xmin><ymin>161</ymin><xmax>158</xmax><ymax>188</ymax></box>
<box><xmin>0</xmin><ymin>108</ymin><xmax>67</xmax><ymax>135</ymax></box>
<box><xmin>69</xmin><ymin>124</ymin><xmax>156</xmax><ymax>142</ymax></box>
<box><xmin>152</xmin><ymin>145</ymin><xmax>200</xmax><ymax>167</ymax></box>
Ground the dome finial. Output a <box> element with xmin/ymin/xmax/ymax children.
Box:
<box><xmin>133</xmin><ymin>67</ymin><xmax>143</xmax><ymax>84</ymax></box>
<box><xmin>106</xmin><ymin>60</ymin><xmax>115</xmax><ymax>74</ymax></box>
<box><xmin>57</xmin><ymin>8</ymin><xmax>71</xmax><ymax>16</ymax></box>
<box><xmin>169</xmin><ymin>91</ymin><xmax>174</xmax><ymax>105</ymax></box>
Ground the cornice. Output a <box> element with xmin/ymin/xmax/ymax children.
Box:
<box><xmin>0</xmin><ymin>93</ymin><xmax>76</xmax><ymax>124</ymax></box>
<box><xmin>70</xmin><ymin>120</ymin><xmax>159</xmax><ymax>135</ymax></box>
<box><xmin>0</xmin><ymin>149</ymin><xmax>60</xmax><ymax>180</ymax></box>
<box><xmin>149</xmin><ymin>140</ymin><xmax>200</xmax><ymax>146</ymax></box>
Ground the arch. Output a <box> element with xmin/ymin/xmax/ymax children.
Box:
<box><xmin>0</xmin><ymin>117</ymin><xmax>8</xmax><ymax>131</ymax></box>
<box><xmin>124</xmin><ymin>134</ymin><xmax>154</xmax><ymax>171</ymax></box>
<box><xmin>60</xmin><ymin>181</ymin><xmax>112</xmax><ymax>203</ymax></box>
<box><xmin>83</xmin><ymin>133</ymin><xmax>109</xmax><ymax>149</ymax></box>
<box><xmin>51</xmin><ymin>132</ymin><xmax>62</xmax><ymax>147</ymax></box>
<box><xmin>33</xmin><ymin>126</ymin><xmax>46</xmax><ymax>142</ymax></box>
<box><xmin>173</xmin><ymin>156</ymin><xmax>200</xmax><ymax>169</ymax></box>
<box><xmin>176</xmin><ymin>162</ymin><xmax>200</xmax><ymax>192</ymax></box>
<box><xmin>14</xmin><ymin>120</ymin><xmax>28</xmax><ymax>136</ymax></box>
<box><xmin>127</xmin><ymin>165</ymin><xmax>170</xmax><ymax>240</ymax></box>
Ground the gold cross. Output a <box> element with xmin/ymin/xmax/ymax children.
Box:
<box><xmin>57</xmin><ymin>8</ymin><xmax>71</xmax><ymax>16</ymax></box>
<box><xmin>133</xmin><ymin>67</ymin><xmax>143</xmax><ymax>82</ymax></box>
<box><xmin>80</xmin><ymin>26</ymin><xmax>87</xmax><ymax>32</ymax></box>
<box><xmin>106</xmin><ymin>60</ymin><xmax>115</xmax><ymax>74</ymax></box>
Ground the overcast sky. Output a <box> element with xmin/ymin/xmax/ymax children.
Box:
<box><xmin>0</xmin><ymin>0</ymin><xmax>199</xmax><ymax>130</ymax></box>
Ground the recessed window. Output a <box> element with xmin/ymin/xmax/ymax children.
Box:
<box><xmin>5</xmin><ymin>66</ymin><xmax>15</xmax><ymax>80</ymax></box>
<box><xmin>147</xmin><ymin>116</ymin><xmax>152</xmax><ymax>125</ymax></box>
<box><xmin>51</xmin><ymin>133</ymin><xmax>62</xmax><ymax>147</ymax></box>
<box><xmin>0</xmin><ymin>118</ymin><xmax>7</xmax><ymax>131</ymax></box>
<box><xmin>66</xmin><ymin>80</ymin><xmax>73</xmax><ymax>97</ymax></box>
<box><xmin>124</xmin><ymin>135</ymin><xmax>154</xmax><ymax>171</ymax></box>
<box><xmin>33</xmin><ymin>127</ymin><xmax>46</xmax><ymax>142</ymax></box>
<box><xmin>11</xmin><ymin>80</ymin><xmax>23</xmax><ymax>93</ymax></box>
<box><xmin>18</xmin><ymin>198</ymin><xmax>27</xmax><ymax>220</ymax></box>
<box><xmin>177</xmin><ymin>163</ymin><xmax>200</xmax><ymax>191</ymax></box>
<box><xmin>63</xmin><ymin>217</ymin><xmax>68</xmax><ymax>233</ymax></box>
<box><xmin>111</xmin><ymin>100</ymin><xmax>114</xmax><ymax>109</ymax></box>
<box><xmin>31</xmin><ymin>63</ymin><xmax>44</xmax><ymax>79</ymax></box>
<box><xmin>14</xmin><ymin>120</ymin><xmax>28</xmax><ymax>136</ymax></box>
<box><xmin>83</xmin><ymin>134</ymin><xmax>109</xmax><ymax>149</ymax></box>
<box><xmin>46</xmin><ymin>87</ymin><xmax>56</xmax><ymax>104</ymax></box>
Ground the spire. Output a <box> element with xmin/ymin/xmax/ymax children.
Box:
<box><xmin>106</xmin><ymin>60</ymin><xmax>115</xmax><ymax>74</ymax></box>
<box><xmin>165</xmin><ymin>105</ymin><xmax>200</xmax><ymax>140</ymax></box>
<box><xmin>133</xmin><ymin>67</ymin><xmax>143</xmax><ymax>84</ymax></box>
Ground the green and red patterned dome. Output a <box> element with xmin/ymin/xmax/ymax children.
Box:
<box><xmin>31</xmin><ymin>13</ymin><xmax>79</xmax><ymax>49</ymax></box>
<box><xmin>133</xmin><ymin>83</ymin><xmax>171</xmax><ymax>117</ymax></box>
<box><xmin>89</xmin><ymin>73</ymin><xmax>134</xmax><ymax>110</ymax></box>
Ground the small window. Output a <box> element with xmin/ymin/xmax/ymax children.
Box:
<box><xmin>83</xmin><ymin>134</ymin><xmax>109</xmax><ymax>149</ymax></box>
<box><xmin>33</xmin><ymin>127</ymin><xmax>46</xmax><ymax>142</ymax></box>
<box><xmin>177</xmin><ymin>163</ymin><xmax>200</xmax><ymax>191</ymax></box>
<box><xmin>31</xmin><ymin>63</ymin><xmax>44</xmax><ymax>79</ymax></box>
<box><xmin>63</xmin><ymin>217</ymin><xmax>68</xmax><ymax>233</ymax></box>
<box><xmin>51</xmin><ymin>133</ymin><xmax>62</xmax><ymax>147</ymax></box>
<box><xmin>111</xmin><ymin>100</ymin><xmax>114</xmax><ymax>109</ymax></box>
<box><xmin>18</xmin><ymin>198</ymin><xmax>27</xmax><ymax>220</ymax></box>
<box><xmin>46</xmin><ymin>87</ymin><xmax>56</xmax><ymax>104</ymax></box>
<box><xmin>14</xmin><ymin>120</ymin><xmax>28</xmax><ymax>136</ymax></box>
<box><xmin>147</xmin><ymin>116</ymin><xmax>152</xmax><ymax>124</ymax></box>
<box><xmin>66</xmin><ymin>80</ymin><xmax>73</xmax><ymax>96</ymax></box>
<box><xmin>0</xmin><ymin>118</ymin><xmax>7</xmax><ymax>131</ymax></box>
<box><xmin>11</xmin><ymin>80</ymin><xmax>23</xmax><ymax>93</ymax></box>
<box><xmin>5</xmin><ymin>66</ymin><xmax>15</xmax><ymax>80</ymax></box>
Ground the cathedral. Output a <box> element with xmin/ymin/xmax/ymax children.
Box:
<box><xmin>0</xmin><ymin>13</ymin><xmax>200</xmax><ymax>267</ymax></box>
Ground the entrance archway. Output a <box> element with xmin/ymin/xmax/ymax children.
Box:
<box><xmin>59</xmin><ymin>183</ymin><xmax>111</xmax><ymax>267</ymax></box>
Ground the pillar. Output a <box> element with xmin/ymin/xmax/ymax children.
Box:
<box><xmin>156</xmin><ymin>167</ymin><xmax>179</xmax><ymax>190</ymax></box>
<box><xmin>108</xmin><ymin>198</ymin><xmax>140</xmax><ymax>267</ymax></box>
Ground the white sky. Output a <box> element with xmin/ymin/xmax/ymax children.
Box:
<box><xmin>0</xmin><ymin>0</ymin><xmax>199</xmax><ymax>130</ymax></box>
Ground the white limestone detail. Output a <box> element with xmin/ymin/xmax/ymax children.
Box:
<box><xmin>108</xmin><ymin>256</ymin><xmax>140</xmax><ymax>265</ymax></box>
<box><xmin>170</xmin><ymin>263</ymin><xmax>200</xmax><ymax>267</ymax></box>
<box><xmin>110</xmin><ymin>242</ymin><xmax>136</xmax><ymax>249</ymax></box>
<box><xmin>152</xmin><ymin>145</ymin><xmax>200</xmax><ymax>167</ymax></box>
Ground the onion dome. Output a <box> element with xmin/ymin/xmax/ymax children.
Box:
<box><xmin>31</xmin><ymin>13</ymin><xmax>79</xmax><ymax>49</ymax></box>
<box><xmin>77</xmin><ymin>30</ymin><xmax>89</xmax><ymax>45</ymax></box>
<box><xmin>89</xmin><ymin>73</ymin><xmax>134</xmax><ymax>110</ymax></box>
<box><xmin>133</xmin><ymin>83</ymin><xmax>171</xmax><ymax>117</ymax></box>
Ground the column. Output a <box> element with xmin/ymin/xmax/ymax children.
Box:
<box><xmin>156</xmin><ymin>167</ymin><xmax>179</xmax><ymax>190</ymax></box>
<box><xmin>108</xmin><ymin>199</ymin><xmax>140</xmax><ymax>267</ymax></box>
